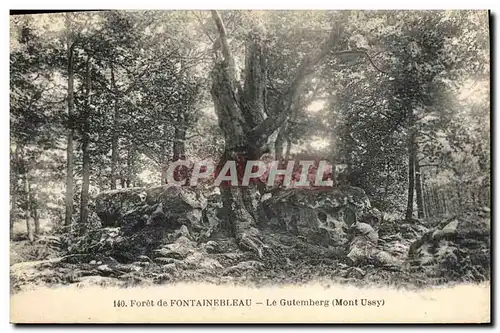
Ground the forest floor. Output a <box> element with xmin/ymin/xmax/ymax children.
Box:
<box><xmin>10</xmin><ymin>208</ymin><xmax>490</xmax><ymax>294</ymax></box>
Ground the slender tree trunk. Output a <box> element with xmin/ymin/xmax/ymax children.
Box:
<box><xmin>33</xmin><ymin>204</ymin><xmax>40</xmax><ymax>235</ymax></box>
<box><xmin>24</xmin><ymin>172</ymin><xmax>34</xmax><ymax>241</ymax></box>
<box><xmin>80</xmin><ymin>57</ymin><xmax>91</xmax><ymax>225</ymax></box>
<box><xmin>423</xmin><ymin>188</ymin><xmax>430</xmax><ymax>218</ymax></box>
<box><xmin>284</xmin><ymin>138</ymin><xmax>292</xmax><ymax>162</ymax></box>
<box><xmin>65</xmin><ymin>40</ymin><xmax>75</xmax><ymax>226</ymax></box>
<box><xmin>427</xmin><ymin>187</ymin><xmax>433</xmax><ymax>217</ymax></box>
<box><xmin>10</xmin><ymin>144</ymin><xmax>19</xmax><ymax>238</ymax></box>
<box><xmin>110</xmin><ymin>61</ymin><xmax>119</xmax><ymax>190</ymax></box>
<box><xmin>160</xmin><ymin>163</ymin><xmax>168</xmax><ymax>185</ymax></box>
<box><xmin>455</xmin><ymin>182</ymin><xmax>463</xmax><ymax>213</ymax></box>
<box><xmin>172</xmin><ymin>117</ymin><xmax>186</xmax><ymax>162</ymax></box>
<box><xmin>275</xmin><ymin>124</ymin><xmax>286</xmax><ymax>162</ymax></box>
<box><xmin>172</xmin><ymin>111</ymin><xmax>188</xmax><ymax>183</ymax></box>
<box><xmin>442</xmin><ymin>191</ymin><xmax>448</xmax><ymax>215</ymax></box>
<box><xmin>161</xmin><ymin>162</ymin><xmax>168</xmax><ymax>185</ymax></box>
<box><xmin>126</xmin><ymin>142</ymin><xmax>136</xmax><ymax>187</ymax></box>
<box><xmin>405</xmin><ymin>124</ymin><xmax>416</xmax><ymax>221</ymax></box>
<box><xmin>415</xmin><ymin>159</ymin><xmax>424</xmax><ymax>219</ymax></box>
<box><xmin>429</xmin><ymin>187</ymin><xmax>435</xmax><ymax>217</ymax></box>
<box><xmin>329</xmin><ymin>130</ymin><xmax>338</xmax><ymax>186</ymax></box>
<box><xmin>432</xmin><ymin>187</ymin><xmax>440</xmax><ymax>216</ymax></box>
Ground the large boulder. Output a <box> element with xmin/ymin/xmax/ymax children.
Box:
<box><xmin>408</xmin><ymin>209</ymin><xmax>490</xmax><ymax>281</ymax></box>
<box><xmin>95</xmin><ymin>187</ymin><xmax>149</xmax><ymax>228</ymax></box>
<box><xmin>262</xmin><ymin>185</ymin><xmax>381</xmax><ymax>247</ymax></box>
<box><xmin>89</xmin><ymin>186</ymin><xmax>209</xmax><ymax>262</ymax></box>
<box><xmin>95</xmin><ymin>185</ymin><xmax>207</xmax><ymax>233</ymax></box>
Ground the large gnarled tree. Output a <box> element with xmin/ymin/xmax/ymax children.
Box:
<box><xmin>209</xmin><ymin>10</ymin><xmax>362</xmax><ymax>256</ymax></box>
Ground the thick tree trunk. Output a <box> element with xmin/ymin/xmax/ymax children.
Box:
<box><xmin>209</xmin><ymin>10</ymin><xmax>338</xmax><ymax>255</ymax></box>
<box><xmin>415</xmin><ymin>159</ymin><xmax>424</xmax><ymax>219</ymax></box>
<box><xmin>211</xmin><ymin>59</ymin><xmax>265</xmax><ymax>256</ymax></box>
<box><xmin>80</xmin><ymin>57</ymin><xmax>91</xmax><ymax>225</ymax></box>
<box><xmin>65</xmin><ymin>41</ymin><xmax>75</xmax><ymax>227</ymax></box>
<box><xmin>110</xmin><ymin>61</ymin><xmax>119</xmax><ymax>190</ymax></box>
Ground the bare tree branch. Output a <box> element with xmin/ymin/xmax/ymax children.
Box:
<box><xmin>331</xmin><ymin>49</ymin><xmax>391</xmax><ymax>75</ymax></box>
<box><xmin>211</xmin><ymin>10</ymin><xmax>232</xmax><ymax>65</ymax></box>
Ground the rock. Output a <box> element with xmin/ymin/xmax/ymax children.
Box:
<box><xmin>182</xmin><ymin>209</ymin><xmax>203</xmax><ymax>228</ymax></box>
<box><xmin>95</xmin><ymin>185</ymin><xmax>207</xmax><ymax>231</ymax></box>
<box><xmin>154</xmin><ymin>257</ymin><xmax>180</xmax><ymax>265</ymax></box>
<box><xmin>346</xmin><ymin>222</ymin><xmax>378</xmax><ymax>265</ymax></box>
<box><xmin>408</xmin><ymin>212</ymin><xmax>490</xmax><ymax>281</ymax></box>
<box><xmin>350</xmin><ymin>222</ymin><xmax>379</xmax><ymax>243</ymax></box>
<box><xmin>347</xmin><ymin>239</ymin><xmax>375</xmax><ymax>265</ymax></box>
<box><xmin>198</xmin><ymin>193</ymin><xmax>223</xmax><ymax>240</ymax></box>
<box><xmin>95</xmin><ymin>188</ymin><xmax>149</xmax><ymax>227</ymax></box>
<box><xmin>67</xmin><ymin>225</ymin><xmax>171</xmax><ymax>264</ymax></box>
<box><xmin>345</xmin><ymin>267</ymin><xmax>366</xmax><ymax>279</ymax></box>
<box><xmin>176</xmin><ymin>225</ymin><xmax>191</xmax><ymax>239</ymax></box>
<box><xmin>89</xmin><ymin>260</ymin><xmax>97</xmax><ymax>265</ymax></box>
<box><xmin>359</xmin><ymin>207</ymin><xmax>383</xmax><ymax>228</ymax></box>
<box><xmin>263</xmin><ymin>186</ymin><xmax>377</xmax><ymax>247</ymax></box>
<box><xmin>224</xmin><ymin>260</ymin><xmax>264</xmax><ymax>276</ymax></box>
<box><xmin>261</xmin><ymin>193</ymin><xmax>272</xmax><ymax>202</ymax></box>
<box><xmin>183</xmin><ymin>252</ymin><xmax>223</xmax><ymax>270</ymax></box>
<box><xmin>153</xmin><ymin>236</ymin><xmax>197</xmax><ymax>260</ymax></box>
<box><xmin>203</xmin><ymin>241</ymin><xmax>219</xmax><ymax>253</ymax></box>
<box><xmin>371</xmin><ymin>250</ymin><xmax>403</xmax><ymax>269</ymax></box>
<box><xmin>162</xmin><ymin>263</ymin><xmax>178</xmax><ymax>274</ymax></box>
<box><xmin>137</xmin><ymin>255</ymin><xmax>151</xmax><ymax>263</ymax></box>
<box><xmin>159</xmin><ymin>186</ymin><xmax>207</xmax><ymax>214</ymax></box>
<box><xmin>146</xmin><ymin>203</ymin><xmax>166</xmax><ymax>226</ymax></box>
<box><xmin>97</xmin><ymin>264</ymin><xmax>113</xmax><ymax>275</ymax></box>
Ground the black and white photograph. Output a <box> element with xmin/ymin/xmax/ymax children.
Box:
<box><xmin>8</xmin><ymin>9</ymin><xmax>491</xmax><ymax>323</ymax></box>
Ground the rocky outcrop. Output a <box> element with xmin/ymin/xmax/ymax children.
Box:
<box><xmin>262</xmin><ymin>185</ymin><xmax>381</xmax><ymax>247</ymax></box>
<box><xmin>408</xmin><ymin>209</ymin><xmax>490</xmax><ymax>281</ymax></box>
<box><xmin>95</xmin><ymin>185</ymin><xmax>207</xmax><ymax>233</ymax></box>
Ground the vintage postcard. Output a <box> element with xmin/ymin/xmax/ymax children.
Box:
<box><xmin>9</xmin><ymin>9</ymin><xmax>491</xmax><ymax>323</ymax></box>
